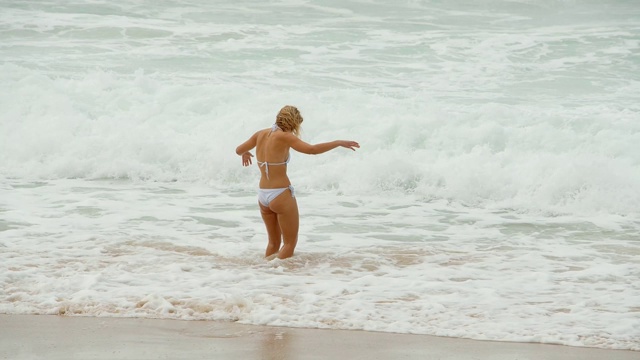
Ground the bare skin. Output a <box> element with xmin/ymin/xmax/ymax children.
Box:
<box><xmin>236</xmin><ymin>127</ymin><xmax>359</xmax><ymax>259</ymax></box>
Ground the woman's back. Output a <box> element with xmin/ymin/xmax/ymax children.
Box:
<box><xmin>256</xmin><ymin>127</ymin><xmax>291</xmax><ymax>189</ymax></box>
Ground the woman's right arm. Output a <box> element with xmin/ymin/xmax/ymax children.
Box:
<box><xmin>236</xmin><ymin>131</ymin><xmax>259</xmax><ymax>155</ymax></box>
<box><xmin>287</xmin><ymin>134</ymin><xmax>359</xmax><ymax>155</ymax></box>
<box><xmin>236</xmin><ymin>131</ymin><xmax>260</xmax><ymax>166</ymax></box>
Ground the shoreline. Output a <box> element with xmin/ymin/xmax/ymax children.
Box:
<box><xmin>1</xmin><ymin>315</ymin><xmax>638</xmax><ymax>360</ymax></box>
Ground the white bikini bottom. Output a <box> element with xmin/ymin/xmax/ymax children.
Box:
<box><xmin>258</xmin><ymin>185</ymin><xmax>295</xmax><ymax>207</ymax></box>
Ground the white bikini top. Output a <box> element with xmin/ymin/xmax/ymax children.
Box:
<box><xmin>257</xmin><ymin>124</ymin><xmax>291</xmax><ymax>179</ymax></box>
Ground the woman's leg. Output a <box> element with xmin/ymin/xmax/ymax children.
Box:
<box><xmin>259</xmin><ymin>202</ymin><xmax>282</xmax><ymax>257</ymax></box>
<box><xmin>268</xmin><ymin>189</ymin><xmax>299</xmax><ymax>259</ymax></box>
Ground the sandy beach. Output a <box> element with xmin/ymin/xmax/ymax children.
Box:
<box><xmin>0</xmin><ymin>315</ymin><xmax>637</xmax><ymax>360</ymax></box>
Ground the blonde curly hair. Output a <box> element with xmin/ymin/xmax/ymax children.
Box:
<box><xmin>275</xmin><ymin>105</ymin><xmax>303</xmax><ymax>137</ymax></box>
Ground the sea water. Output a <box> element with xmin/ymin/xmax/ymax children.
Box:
<box><xmin>1</xmin><ymin>0</ymin><xmax>639</xmax><ymax>350</ymax></box>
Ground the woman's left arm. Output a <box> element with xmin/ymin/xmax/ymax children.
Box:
<box><xmin>236</xmin><ymin>131</ymin><xmax>259</xmax><ymax>166</ymax></box>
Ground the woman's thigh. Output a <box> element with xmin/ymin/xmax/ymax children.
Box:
<box><xmin>259</xmin><ymin>203</ymin><xmax>281</xmax><ymax>238</ymax></box>
<box><xmin>268</xmin><ymin>189</ymin><xmax>299</xmax><ymax>241</ymax></box>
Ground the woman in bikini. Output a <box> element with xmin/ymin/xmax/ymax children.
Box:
<box><xmin>235</xmin><ymin>105</ymin><xmax>359</xmax><ymax>259</ymax></box>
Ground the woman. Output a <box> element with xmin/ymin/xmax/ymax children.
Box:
<box><xmin>235</xmin><ymin>105</ymin><xmax>359</xmax><ymax>259</ymax></box>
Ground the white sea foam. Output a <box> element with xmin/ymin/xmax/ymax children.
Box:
<box><xmin>1</xmin><ymin>0</ymin><xmax>639</xmax><ymax>351</ymax></box>
<box><xmin>1</xmin><ymin>180</ymin><xmax>639</xmax><ymax>350</ymax></box>
<box><xmin>1</xmin><ymin>63</ymin><xmax>639</xmax><ymax>215</ymax></box>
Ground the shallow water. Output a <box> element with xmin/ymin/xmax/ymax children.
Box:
<box><xmin>1</xmin><ymin>179</ymin><xmax>639</xmax><ymax>349</ymax></box>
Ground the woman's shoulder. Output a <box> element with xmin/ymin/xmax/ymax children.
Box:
<box><xmin>256</xmin><ymin>128</ymin><xmax>296</xmax><ymax>142</ymax></box>
<box><xmin>255</xmin><ymin>128</ymin><xmax>271</xmax><ymax>138</ymax></box>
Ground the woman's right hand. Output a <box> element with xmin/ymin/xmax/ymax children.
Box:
<box><xmin>241</xmin><ymin>152</ymin><xmax>254</xmax><ymax>166</ymax></box>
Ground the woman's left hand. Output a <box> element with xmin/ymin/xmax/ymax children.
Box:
<box><xmin>242</xmin><ymin>152</ymin><xmax>254</xmax><ymax>166</ymax></box>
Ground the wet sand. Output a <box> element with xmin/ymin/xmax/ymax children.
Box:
<box><xmin>0</xmin><ymin>315</ymin><xmax>638</xmax><ymax>360</ymax></box>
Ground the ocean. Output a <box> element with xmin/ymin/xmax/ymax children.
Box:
<box><xmin>1</xmin><ymin>0</ymin><xmax>639</xmax><ymax>350</ymax></box>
